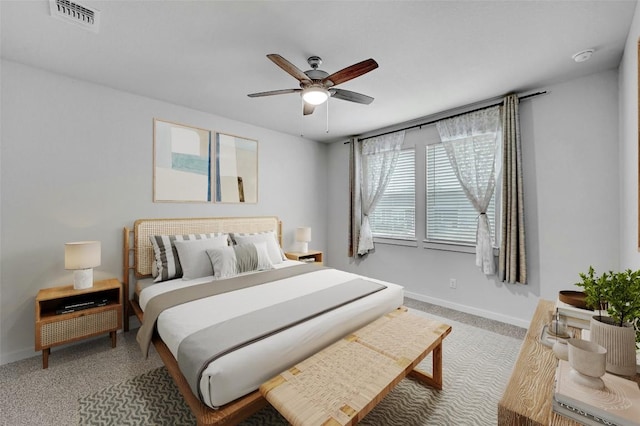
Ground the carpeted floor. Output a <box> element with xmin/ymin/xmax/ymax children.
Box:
<box><xmin>0</xmin><ymin>298</ymin><xmax>525</xmax><ymax>425</ymax></box>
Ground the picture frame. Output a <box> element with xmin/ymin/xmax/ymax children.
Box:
<box><xmin>153</xmin><ymin>119</ymin><xmax>212</xmax><ymax>202</ymax></box>
<box><xmin>215</xmin><ymin>132</ymin><xmax>258</xmax><ymax>203</ymax></box>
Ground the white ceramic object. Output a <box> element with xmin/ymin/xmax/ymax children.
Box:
<box><xmin>73</xmin><ymin>268</ymin><xmax>94</xmax><ymax>290</ymax></box>
<box><xmin>589</xmin><ymin>316</ymin><xmax>637</xmax><ymax>376</ymax></box>
<box><xmin>567</xmin><ymin>338</ymin><xmax>607</xmax><ymax>390</ymax></box>
<box><xmin>553</xmin><ymin>340</ymin><xmax>569</xmax><ymax>361</ymax></box>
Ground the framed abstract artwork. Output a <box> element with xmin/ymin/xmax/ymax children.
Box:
<box><xmin>215</xmin><ymin>132</ymin><xmax>258</xmax><ymax>203</ymax></box>
<box><xmin>153</xmin><ymin>119</ymin><xmax>212</xmax><ymax>202</ymax></box>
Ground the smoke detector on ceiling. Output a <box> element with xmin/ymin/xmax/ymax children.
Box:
<box><xmin>49</xmin><ymin>0</ymin><xmax>101</xmax><ymax>33</ymax></box>
<box><xmin>572</xmin><ymin>49</ymin><xmax>594</xmax><ymax>63</ymax></box>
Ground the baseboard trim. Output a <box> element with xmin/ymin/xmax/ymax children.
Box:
<box><xmin>0</xmin><ymin>347</ymin><xmax>36</xmax><ymax>366</ymax></box>
<box><xmin>404</xmin><ymin>290</ymin><xmax>530</xmax><ymax>329</ymax></box>
<box><xmin>0</xmin><ymin>328</ymin><xmax>130</xmax><ymax>367</ymax></box>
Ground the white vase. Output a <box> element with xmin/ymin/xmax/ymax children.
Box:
<box><xmin>589</xmin><ymin>316</ymin><xmax>637</xmax><ymax>376</ymax></box>
<box><xmin>567</xmin><ymin>338</ymin><xmax>607</xmax><ymax>390</ymax></box>
<box><xmin>553</xmin><ymin>339</ymin><xmax>569</xmax><ymax>361</ymax></box>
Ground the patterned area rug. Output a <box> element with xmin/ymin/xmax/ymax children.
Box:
<box><xmin>78</xmin><ymin>310</ymin><xmax>521</xmax><ymax>425</ymax></box>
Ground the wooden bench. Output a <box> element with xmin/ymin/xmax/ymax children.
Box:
<box><xmin>260</xmin><ymin>308</ymin><xmax>452</xmax><ymax>426</ymax></box>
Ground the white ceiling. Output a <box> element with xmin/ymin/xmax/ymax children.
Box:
<box><xmin>1</xmin><ymin>0</ymin><xmax>636</xmax><ymax>143</ymax></box>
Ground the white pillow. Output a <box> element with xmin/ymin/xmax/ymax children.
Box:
<box><xmin>206</xmin><ymin>242</ymin><xmax>274</xmax><ymax>279</ymax></box>
<box><xmin>174</xmin><ymin>234</ymin><xmax>230</xmax><ymax>280</ymax></box>
<box><xmin>231</xmin><ymin>231</ymin><xmax>284</xmax><ymax>265</ymax></box>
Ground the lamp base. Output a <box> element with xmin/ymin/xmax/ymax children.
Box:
<box><xmin>299</xmin><ymin>242</ymin><xmax>308</xmax><ymax>254</ymax></box>
<box><xmin>73</xmin><ymin>268</ymin><xmax>94</xmax><ymax>290</ymax></box>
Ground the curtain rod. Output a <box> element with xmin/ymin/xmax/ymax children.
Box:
<box><xmin>343</xmin><ymin>90</ymin><xmax>547</xmax><ymax>143</ymax></box>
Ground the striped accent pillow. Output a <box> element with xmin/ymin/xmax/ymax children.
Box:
<box><xmin>206</xmin><ymin>242</ymin><xmax>274</xmax><ymax>279</ymax></box>
<box><xmin>150</xmin><ymin>233</ymin><xmax>228</xmax><ymax>282</ymax></box>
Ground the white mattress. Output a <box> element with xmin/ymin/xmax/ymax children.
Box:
<box><xmin>139</xmin><ymin>262</ymin><xmax>404</xmax><ymax>408</ymax></box>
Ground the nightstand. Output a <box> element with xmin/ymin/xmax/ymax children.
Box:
<box><xmin>285</xmin><ymin>250</ymin><xmax>323</xmax><ymax>265</ymax></box>
<box><xmin>35</xmin><ymin>278</ymin><xmax>123</xmax><ymax>369</ymax></box>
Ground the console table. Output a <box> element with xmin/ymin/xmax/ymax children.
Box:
<box><xmin>498</xmin><ymin>299</ymin><xmax>640</xmax><ymax>425</ymax></box>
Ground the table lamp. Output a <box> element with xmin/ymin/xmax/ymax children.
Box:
<box><xmin>295</xmin><ymin>227</ymin><xmax>311</xmax><ymax>254</ymax></box>
<box><xmin>65</xmin><ymin>241</ymin><xmax>101</xmax><ymax>290</ymax></box>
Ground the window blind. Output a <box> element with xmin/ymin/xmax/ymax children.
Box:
<box><xmin>426</xmin><ymin>143</ymin><xmax>496</xmax><ymax>245</ymax></box>
<box><xmin>369</xmin><ymin>148</ymin><xmax>415</xmax><ymax>239</ymax></box>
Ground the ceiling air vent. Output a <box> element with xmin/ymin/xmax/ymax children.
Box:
<box><xmin>49</xmin><ymin>0</ymin><xmax>101</xmax><ymax>33</ymax></box>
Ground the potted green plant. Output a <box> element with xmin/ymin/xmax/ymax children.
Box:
<box><xmin>575</xmin><ymin>267</ymin><xmax>640</xmax><ymax>376</ymax></box>
<box><xmin>576</xmin><ymin>266</ymin><xmax>608</xmax><ymax>318</ymax></box>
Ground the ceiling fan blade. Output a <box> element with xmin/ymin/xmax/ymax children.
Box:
<box><xmin>247</xmin><ymin>88</ymin><xmax>301</xmax><ymax>98</ymax></box>
<box><xmin>323</xmin><ymin>58</ymin><xmax>378</xmax><ymax>87</ymax></box>
<box><xmin>267</xmin><ymin>54</ymin><xmax>311</xmax><ymax>83</ymax></box>
<box><xmin>330</xmin><ymin>88</ymin><xmax>374</xmax><ymax>105</ymax></box>
<box><xmin>303</xmin><ymin>103</ymin><xmax>315</xmax><ymax>115</ymax></box>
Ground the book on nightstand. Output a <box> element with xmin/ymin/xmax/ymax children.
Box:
<box><xmin>553</xmin><ymin>360</ymin><xmax>640</xmax><ymax>426</ymax></box>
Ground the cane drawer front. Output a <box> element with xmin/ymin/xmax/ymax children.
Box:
<box><xmin>36</xmin><ymin>306</ymin><xmax>121</xmax><ymax>349</ymax></box>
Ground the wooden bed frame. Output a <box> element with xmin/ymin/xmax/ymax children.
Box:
<box><xmin>122</xmin><ymin>216</ymin><xmax>283</xmax><ymax>425</ymax></box>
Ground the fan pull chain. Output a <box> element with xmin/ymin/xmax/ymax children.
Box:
<box><xmin>326</xmin><ymin>99</ymin><xmax>329</xmax><ymax>133</ymax></box>
<box><xmin>300</xmin><ymin>98</ymin><xmax>305</xmax><ymax>137</ymax></box>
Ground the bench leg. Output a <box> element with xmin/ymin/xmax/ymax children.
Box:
<box><xmin>408</xmin><ymin>342</ymin><xmax>443</xmax><ymax>390</ymax></box>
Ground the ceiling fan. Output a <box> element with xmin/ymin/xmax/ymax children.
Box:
<box><xmin>248</xmin><ymin>54</ymin><xmax>378</xmax><ymax>115</ymax></box>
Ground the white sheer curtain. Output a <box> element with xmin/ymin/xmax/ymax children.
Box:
<box><xmin>357</xmin><ymin>131</ymin><xmax>405</xmax><ymax>256</ymax></box>
<box><xmin>436</xmin><ymin>106</ymin><xmax>501</xmax><ymax>275</ymax></box>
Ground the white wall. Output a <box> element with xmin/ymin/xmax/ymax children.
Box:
<box><xmin>1</xmin><ymin>46</ymin><xmax>629</xmax><ymax>363</ymax></box>
<box><xmin>620</xmin><ymin>2</ymin><xmax>640</xmax><ymax>271</ymax></box>
<box><xmin>326</xmin><ymin>69</ymin><xmax>620</xmax><ymax>328</ymax></box>
<box><xmin>0</xmin><ymin>60</ymin><xmax>329</xmax><ymax>364</ymax></box>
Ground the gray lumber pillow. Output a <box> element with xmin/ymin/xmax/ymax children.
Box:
<box><xmin>206</xmin><ymin>241</ymin><xmax>273</xmax><ymax>279</ymax></box>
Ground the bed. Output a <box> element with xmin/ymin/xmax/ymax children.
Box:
<box><xmin>122</xmin><ymin>216</ymin><xmax>404</xmax><ymax>425</ymax></box>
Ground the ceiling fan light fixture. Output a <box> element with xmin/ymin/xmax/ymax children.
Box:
<box><xmin>302</xmin><ymin>86</ymin><xmax>329</xmax><ymax>105</ymax></box>
<box><xmin>248</xmin><ymin>54</ymin><xmax>378</xmax><ymax>116</ymax></box>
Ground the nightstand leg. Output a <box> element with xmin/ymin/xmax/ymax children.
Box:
<box><xmin>42</xmin><ymin>348</ymin><xmax>50</xmax><ymax>369</ymax></box>
<box><xmin>123</xmin><ymin>300</ymin><xmax>129</xmax><ymax>332</ymax></box>
<box><xmin>110</xmin><ymin>331</ymin><xmax>117</xmax><ymax>348</ymax></box>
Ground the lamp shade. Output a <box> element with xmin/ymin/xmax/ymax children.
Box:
<box><xmin>295</xmin><ymin>227</ymin><xmax>311</xmax><ymax>243</ymax></box>
<box><xmin>295</xmin><ymin>227</ymin><xmax>311</xmax><ymax>254</ymax></box>
<box><xmin>302</xmin><ymin>87</ymin><xmax>329</xmax><ymax>106</ymax></box>
<box><xmin>65</xmin><ymin>241</ymin><xmax>101</xmax><ymax>270</ymax></box>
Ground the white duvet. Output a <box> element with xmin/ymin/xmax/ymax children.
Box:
<box><xmin>139</xmin><ymin>261</ymin><xmax>404</xmax><ymax>408</ymax></box>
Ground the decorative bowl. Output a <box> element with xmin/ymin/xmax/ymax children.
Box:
<box><xmin>558</xmin><ymin>290</ymin><xmax>588</xmax><ymax>309</ymax></box>
<box><xmin>567</xmin><ymin>338</ymin><xmax>607</xmax><ymax>390</ymax></box>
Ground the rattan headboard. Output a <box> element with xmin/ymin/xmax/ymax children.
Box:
<box><xmin>122</xmin><ymin>216</ymin><xmax>282</xmax><ymax>331</ymax></box>
<box><xmin>132</xmin><ymin>216</ymin><xmax>281</xmax><ymax>278</ymax></box>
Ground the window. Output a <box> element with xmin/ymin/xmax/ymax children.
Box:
<box><xmin>425</xmin><ymin>142</ymin><xmax>497</xmax><ymax>246</ymax></box>
<box><xmin>369</xmin><ymin>148</ymin><xmax>415</xmax><ymax>239</ymax></box>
